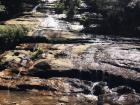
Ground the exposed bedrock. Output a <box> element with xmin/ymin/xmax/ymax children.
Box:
<box><xmin>28</xmin><ymin>43</ymin><xmax>140</xmax><ymax>93</ymax></box>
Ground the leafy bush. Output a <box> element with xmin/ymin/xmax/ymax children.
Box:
<box><xmin>0</xmin><ymin>25</ymin><xmax>27</xmax><ymax>38</ymax></box>
<box><xmin>0</xmin><ymin>25</ymin><xmax>28</xmax><ymax>50</ymax></box>
<box><xmin>66</xmin><ymin>0</ymin><xmax>81</xmax><ymax>20</ymax></box>
<box><xmin>55</xmin><ymin>0</ymin><xmax>65</xmax><ymax>14</ymax></box>
<box><xmin>55</xmin><ymin>0</ymin><xmax>81</xmax><ymax>20</ymax></box>
<box><xmin>0</xmin><ymin>0</ymin><xmax>41</xmax><ymax>20</ymax></box>
<box><xmin>31</xmin><ymin>48</ymin><xmax>43</xmax><ymax>60</ymax></box>
<box><xmin>90</xmin><ymin>0</ymin><xmax>140</xmax><ymax>34</ymax></box>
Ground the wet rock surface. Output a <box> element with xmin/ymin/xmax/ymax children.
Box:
<box><xmin>0</xmin><ymin>0</ymin><xmax>140</xmax><ymax>105</ymax></box>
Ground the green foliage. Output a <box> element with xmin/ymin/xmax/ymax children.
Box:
<box><xmin>0</xmin><ymin>25</ymin><xmax>27</xmax><ymax>38</ymax></box>
<box><xmin>0</xmin><ymin>25</ymin><xmax>28</xmax><ymax>50</ymax></box>
<box><xmin>55</xmin><ymin>1</ymin><xmax>65</xmax><ymax>13</ymax></box>
<box><xmin>0</xmin><ymin>0</ymin><xmax>23</xmax><ymax>15</ymax></box>
<box><xmin>55</xmin><ymin>0</ymin><xmax>81</xmax><ymax>20</ymax></box>
<box><xmin>66</xmin><ymin>0</ymin><xmax>81</xmax><ymax>20</ymax></box>
<box><xmin>89</xmin><ymin>0</ymin><xmax>140</xmax><ymax>33</ymax></box>
<box><xmin>31</xmin><ymin>48</ymin><xmax>43</xmax><ymax>60</ymax></box>
<box><xmin>0</xmin><ymin>0</ymin><xmax>41</xmax><ymax>20</ymax></box>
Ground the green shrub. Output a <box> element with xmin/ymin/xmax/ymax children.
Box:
<box><xmin>0</xmin><ymin>25</ymin><xmax>27</xmax><ymax>38</ymax></box>
<box><xmin>0</xmin><ymin>0</ymin><xmax>41</xmax><ymax>20</ymax></box>
<box><xmin>31</xmin><ymin>48</ymin><xmax>43</xmax><ymax>60</ymax></box>
<box><xmin>55</xmin><ymin>0</ymin><xmax>81</xmax><ymax>19</ymax></box>
<box><xmin>65</xmin><ymin>0</ymin><xmax>81</xmax><ymax>20</ymax></box>
<box><xmin>0</xmin><ymin>25</ymin><xmax>28</xmax><ymax>50</ymax></box>
<box><xmin>55</xmin><ymin>1</ymin><xmax>65</xmax><ymax>14</ymax></box>
<box><xmin>89</xmin><ymin>0</ymin><xmax>140</xmax><ymax>33</ymax></box>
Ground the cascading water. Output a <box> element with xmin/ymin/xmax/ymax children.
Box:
<box><xmin>1</xmin><ymin>0</ymin><xmax>140</xmax><ymax>104</ymax></box>
<box><xmin>31</xmin><ymin>4</ymin><xmax>41</xmax><ymax>14</ymax></box>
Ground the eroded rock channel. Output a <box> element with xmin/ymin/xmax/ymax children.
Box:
<box><xmin>0</xmin><ymin>1</ymin><xmax>140</xmax><ymax>105</ymax></box>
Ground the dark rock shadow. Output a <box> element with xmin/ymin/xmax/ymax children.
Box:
<box><xmin>29</xmin><ymin>69</ymin><xmax>140</xmax><ymax>93</ymax></box>
<box><xmin>17</xmin><ymin>85</ymin><xmax>56</xmax><ymax>91</ymax></box>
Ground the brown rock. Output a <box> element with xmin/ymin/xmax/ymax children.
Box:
<box><xmin>58</xmin><ymin>96</ymin><xmax>69</xmax><ymax>103</ymax></box>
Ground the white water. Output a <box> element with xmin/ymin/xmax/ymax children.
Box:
<box><xmin>47</xmin><ymin>0</ymin><xmax>58</xmax><ymax>3</ymax></box>
<box><xmin>31</xmin><ymin>4</ymin><xmax>41</xmax><ymax>13</ymax></box>
<box><xmin>40</xmin><ymin>16</ymin><xmax>60</xmax><ymax>30</ymax></box>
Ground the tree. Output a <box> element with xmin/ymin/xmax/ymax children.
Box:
<box><xmin>56</xmin><ymin>0</ymin><xmax>81</xmax><ymax>20</ymax></box>
<box><xmin>66</xmin><ymin>0</ymin><xmax>81</xmax><ymax>20</ymax></box>
<box><xmin>0</xmin><ymin>1</ymin><xmax>5</xmax><ymax>12</ymax></box>
<box><xmin>0</xmin><ymin>0</ymin><xmax>41</xmax><ymax>20</ymax></box>
<box><xmin>89</xmin><ymin>0</ymin><xmax>140</xmax><ymax>34</ymax></box>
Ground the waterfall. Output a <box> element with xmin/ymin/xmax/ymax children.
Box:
<box><xmin>31</xmin><ymin>4</ymin><xmax>41</xmax><ymax>13</ymax></box>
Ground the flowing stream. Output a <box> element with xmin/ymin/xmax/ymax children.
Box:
<box><xmin>0</xmin><ymin>0</ymin><xmax>140</xmax><ymax>105</ymax></box>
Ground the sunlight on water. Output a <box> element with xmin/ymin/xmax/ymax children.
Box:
<box><xmin>40</xmin><ymin>16</ymin><xmax>60</xmax><ymax>30</ymax></box>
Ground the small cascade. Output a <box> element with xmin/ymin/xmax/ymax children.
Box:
<box><xmin>0</xmin><ymin>0</ymin><xmax>140</xmax><ymax>104</ymax></box>
<box><xmin>7</xmin><ymin>77</ymin><xmax>12</xmax><ymax>91</ymax></box>
<box><xmin>90</xmin><ymin>82</ymin><xmax>98</xmax><ymax>95</ymax></box>
<box><xmin>31</xmin><ymin>4</ymin><xmax>41</xmax><ymax>13</ymax></box>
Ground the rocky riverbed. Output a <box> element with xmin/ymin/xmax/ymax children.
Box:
<box><xmin>0</xmin><ymin>0</ymin><xmax>140</xmax><ymax>105</ymax></box>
